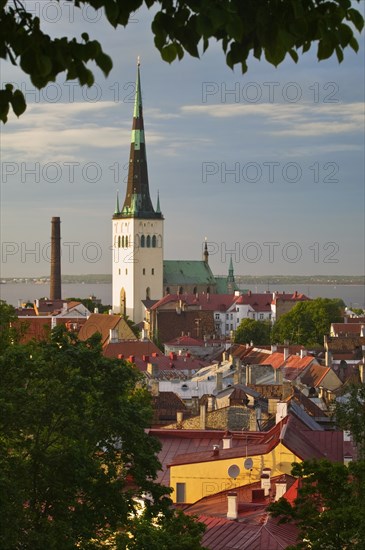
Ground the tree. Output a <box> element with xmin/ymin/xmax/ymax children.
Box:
<box><xmin>0</xmin><ymin>326</ymin><xmax>206</xmax><ymax>549</ymax></box>
<box><xmin>1</xmin><ymin>0</ymin><xmax>363</xmax><ymax>122</ymax></box>
<box><xmin>0</xmin><ymin>299</ymin><xmax>22</xmax><ymax>353</ymax></box>
<box><xmin>271</xmin><ymin>297</ymin><xmax>345</xmax><ymax>346</ymax></box>
<box><xmin>335</xmin><ymin>383</ymin><xmax>365</xmax><ymax>459</ymax></box>
<box><xmin>234</xmin><ymin>318</ymin><xmax>271</xmax><ymax>346</ymax></box>
<box><xmin>116</xmin><ymin>508</ymin><xmax>207</xmax><ymax>550</ymax></box>
<box><xmin>268</xmin><ymin>459</ymin><xmax>365</xmax><ymax>550</ymax></box>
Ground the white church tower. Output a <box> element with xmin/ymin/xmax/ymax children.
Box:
<box><xmin>112</xmin><ymin>60</ymin><xmax>164</xmax><ymax>324</ymax></box>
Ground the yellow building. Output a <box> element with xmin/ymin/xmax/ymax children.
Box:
<box><xmin>167</xmin><ymin>414</ymin><xmax>346</xmax><ymax>504</ymax></box>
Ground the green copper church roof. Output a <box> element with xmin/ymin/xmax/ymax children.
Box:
<box><xmin>163</xmin><ymin>260</ymin><xmax>216</xmax><ymax>285</ymax></box>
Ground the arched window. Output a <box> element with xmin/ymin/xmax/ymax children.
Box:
<box><xmin>118</xmin><ymin>236</ymin><xmax>121</xmax><ymax>248</ymax></box>
<box><xmin>166</xmin><ymin>287</ymin><xmax>170</xmax><ymax>295</ymax></box>
<box><xmin>146</xmin><ymin>287</ymin><xmax>150</xmax><ymax>299</ymax></box>
<box><xmin>121</xmin><ymin>236</ymin><xmax>125</xmax><ymax>248</ymax></box>
<box><xmin>152</xmin><ymin>235</ymin><xmax>157</xmax><ymax>248</ymax></box>
<box><xmin>178</xmin><ymin>286</ymin><xmax>183</xmax><ymax>295</ymax></box>
<box><xmin>135</xmin><ymin>234</ymin><xmax>140</xmax><ymax>247</ymax></box>
<box><xmin>193</xmin><ymin>287</ymin><xmax>197</xmax><ymax>294</ymax></box>
<box><xmin>141</xmin><ymin>235</ymin><xmax>145</xmax><ymax>248</ymax></box>
<box><xmin>207</xmin><ymin>286</ymin><xmax>210</xmax><ymax>294</ymax></box>
<box><xmin>146</xmin><ymin>235</ymin><xmax>151</xmax><ymax>248</ymax></box>
<box><xmin>125</xmin><ymin>236</ymin><xmax>128</xmax><ymax>248</ymax></box>
<box><xmin>120</xmin><ymin>288</ymin><xmax>126</xmax><ymax>317</ymax></box>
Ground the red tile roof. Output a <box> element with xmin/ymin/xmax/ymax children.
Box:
<box><xmin>272</xmin><ymin>292</ymin><xmax>310</xmax><ymax>303</ymax></box>
<box><xmin>150</xmin><ymin>293</ymin><xmax>239</xmax><ymax>312</ymax></box>
<box><xmin>164</xmin><ymin>335</ymin><xmax>205</xmax><ymax>347</ymax></box>
<box><xmin>331</xmin><ymin>323</ymin><xmax>364</xmax><ymax>336</ymax></box>
<box><xmin>235</xmin><ymin>293</ymin><xmax>272</xmax><ymax>311</ymax></box>
<box><xmin>103</xmin><ymin>340</ymin><xmax>161</xmax><ymax>359</ymax></box>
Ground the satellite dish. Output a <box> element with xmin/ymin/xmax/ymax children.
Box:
<box><xmin>244</xmin><ymin>458</ymin><xmax>253</xmax><ymax>470</ymax></box>
<box><xmin>228</xmin><ymin>464</ymin><xmax>240</xmax><ymax>479</ymax></box>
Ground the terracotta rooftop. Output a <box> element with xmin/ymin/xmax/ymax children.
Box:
<box><xmin>103</xmin><ymin>340</ymin><xmax>161</xmax><ymax>359</ymax></box>
<box><xmin>272</xmin><ymin>292</ymin><xmax>310</xmax><ymax>303</ymax></box>
<box><xmin>150</xmin><ymin>293</ymin><xmax>239</xmax><ymax>312</ymax></box>
<box><xmin>78</xmin><ymin>313</ymin><xmax>136</xmax><ymax>346</ymax></box>
<box><xmin>331</xmin><ymin>323</ymin><xmax>364</xmax><ymax>336</ymax></box>
<box><xmin>165</xmin><ymin>335</ymin><xmax>205</xmax><ymax>347</ymax></box>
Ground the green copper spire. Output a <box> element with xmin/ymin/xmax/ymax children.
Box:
<box><xmin>228</xmin><ymin>255</ymin><xmax>235</xmax><ymax>282</ymax></box>
<box><xmin>156</xmin><ymin>190</ymin><xmax>161</xmax><ymax>214</ymax></box>
<box><xmin>114</xmin><ymin>190</ymin><xmax>120</xmax><ymax>215</ymax></box>
<box><xmin>113</xmin><ymin>58</ymin><xmax>161</xmax><ymax>220</ymax></box>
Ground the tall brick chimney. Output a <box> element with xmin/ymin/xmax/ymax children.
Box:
<box><xmin>50</xmin><ymin>217</ymin><xmax>61</xmax><ymax>300</ymax></box>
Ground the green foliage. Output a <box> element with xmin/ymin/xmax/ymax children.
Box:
<box><xmin>269</xmin><ymin>459</ymin><xmax>365</xmax><ymax>550</ymax></box>
<box><xmin>116</xmin><ymin>508</ymin><xmax>207</xmax><ymax>549</ymax></box>
<box><xmin>66</xmin><ymin>296</ymin><xmax>112</xmax><ymax>314</ymax></box>
<box><xmin>0</xmin><ymin>299</ymin><xmax>20</xmax><ymax>353</ymax></box>
<box><xmin>1</xmin><ymin>0</ymin><xmax>363</xmax><ymax>121</ymax></box>
<box><xmin>335</xmin><ymin>383</ymin><xmax>365</xmax><ymax>459</ymax></box>
<box><xmin>272</xmin><ymin>298</ymin><xmax>345</xmax><ymax>346</ymax></box>
<box><xmin>234</xmin><ymin>318</ymin><xmax>271</xmax><ymax>345</ymax></box>
<box><xmin>0</xmin><ymin>325</ymin><xmax>174</xmax><ymax>549</ymax></box>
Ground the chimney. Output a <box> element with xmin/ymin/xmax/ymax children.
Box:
<box><xmin>200</xmin><ymin>403</ymin><xmax>206</xmax><ymax>430</ymax></box>
<box><xmin>207</xmin><ymin>394</ymin><xmax>215</xmax><ymax>412</ymax></box>
<box><xmin>300</xmin><ymin>348</ymin><xmax>307</xmax><ymax>358</ymax></box>
<box><xmin>275</xmin><ymin>367</ymin><xmax>283</xmax><ymax>384</ymax></box>
<box><xmin>360</xmin><ymin>325</ymin><xmax>365</xmax><ymax>337</ymax></box>
<box><xmin>94</xmin><ymin>307</ymin><xmax>99</xmax><ymax>314</ymax></box>
<box><xmin>227</xmin><ymin>492</ymin><xmax>238</xmax><ymax>520</ymax></box>
<box><xmin>176</xmin><ymin>411</ymin><xmax>183</xmax><ymax>425</ymax></box>
<box><xmin>271</xmin><ymin>344</ymin><xmax>277</xmax><ymax>353</ymax></box>
<box><xmin>275</xmin><ymin>479</ymin><xmax>287</xmax><ymax>501</ymax></box>
<box><xmin>276</xmin><ymin>401</ymin><xmax>288</xmax><ymax>424</ymax></box>
<box><xmin>212</xmin><ymin>444</ymin><xmax>219</xmax><ymax>456</ymax></box>
<box><xmin>222</xmin><ymin>431</ymin><xmax>232</xmax><ymax>449</ymax></box>
<box><xmin>246</xmin><ymin>365</ymin><xmax>252</xmax><ymax>384</ymax></box>
<box><xmin>50</xmin><ymin>217</ymin><xmax>61</xmax><ymax>300</ymax></box>
<box><xmin>216</xmin><ymin>371</ymin><xmax>223</xmax><ymax>392</ymax></box>
<box><xmin>283</xmin><ymin>340</ymin><xmax>289</xmax><ymax>361</ymax></box>
<box><xmin>261</xmin><ymin>472</ymin><xmax>271</xmax><ymax>496</ymax></box>
<box><xmin>325</xmin><ymin>350</ymin><xmax>332</xmax><ymax>367</ymax></box>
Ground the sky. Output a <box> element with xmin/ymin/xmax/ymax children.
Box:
<box><xmin>1</xmin><ymin>1</ymin><xmax>364</xmax><ymax>279</ymax></box>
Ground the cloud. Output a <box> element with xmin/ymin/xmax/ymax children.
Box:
<box><xmin>180</xmin><ymin>102</ymin><xmax>364</xmax><ymax>136</ymax></box>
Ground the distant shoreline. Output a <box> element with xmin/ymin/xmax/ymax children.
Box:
<box><xmin>2</xmin><ymin>274</ymin><xmax>364</xmax><ymax>285</ymax></box>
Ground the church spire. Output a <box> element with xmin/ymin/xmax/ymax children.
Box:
<box><xmin>115</xmin><ymin>58</ymin><xmax>161</xmax><ymax>219</ymax></box>
<box><xmin>114</xmin><ymin>190</ymin><xmax>120</xmax><ymax>215</ymax></box>
<box><xmin>156</xmin><ymin>190</ymin><xmax>161</xmax><ymax>214</ymax></box>
<box><xmin>203</xmin><ymin>237</ymin><xmax>209</xmax><ymax>263</ymax></box>
<box><xmin>227</xmin><ymin>255</ymin><xmax>235</xmax><ymax>282</ymax></box>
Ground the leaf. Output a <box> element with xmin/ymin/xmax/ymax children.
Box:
<box><xmin>104</xmin><ymin>0</ymin><xmax>119</xmax><ymax>27</ymax></box>
<box><xmin>161</xmin><ymin>44</ymin><xmax>178</xmax><ymax>63</ymax></box>
<box><xmin>347</xmin><ymin>8</ymin><xmax>364</xmax><ymax>32</ymax></box>
<box><xmin>95</xmin><ymin>52</ymin><xmax>113</xmax><ymax>76</ymax></box>
<box><xmin>10</xmin><ymin>89</ymin><xmax>26</xmax><ymax>117</ymax></box>
<box><xmin>318</xmin><ymin>39</ymin><xmax>334</xmax><ymax>60</ymax></box>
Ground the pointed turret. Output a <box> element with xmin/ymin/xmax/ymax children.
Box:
<box><xmin>156</xmin><ymin>190</ymin><xmax>161</xmax><ymax>214</ymax></box>
<box><xmin>227</xmin><ymin>255</ymin><xmax>235</xmax><ymax>293</ymax></box>
<box><xmin>114</xmin><ymin>59</ymin><xmax>161</xmax><ymax>219</ymax></box>
<box><xmin>203</xmin><ymin>237</ymin><xmax>209</xmax><ymax>264</ymax></box>
<box><xmin>228</xmin><ymin>255</ymin><xmax>235</xmax><ymax>282</ymax></box>
<box><xmin>114</xmin><ymin>190</ymin><xmax>120</xmax><ymax>215</ymax></box>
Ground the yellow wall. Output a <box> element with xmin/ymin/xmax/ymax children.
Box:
<box><xmin>170</xmin><ymin>442</ymin><xmax>301</xmax><ymax>504</ymax></box>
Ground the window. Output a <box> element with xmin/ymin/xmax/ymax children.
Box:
<box><xmin>125</xmin><ymin>236</ymin><xmax>128</xmax><ymax>247</ymax></box>
<box><xmin>215</xmin><ymin>313</ymin><xmax>220</xmax><ymax>320</ymax></box>
<box><xmin>230</xmin><ymin>324</ymin><xmax>233</xmax><ymax>330</ymax></box>
<box><xmin>146</xmin><ymin>287</ymin><xmax>150</xmax><ymax>299</ymax></box>
<box><xmin>152</xmin><ymin>268</ymin><xmax>154</xmax><ymax>275</ymax></box>
<box><xmin>125</xmin><ymin>269</ymin><xmax>128</xmax><ymax>275</ymax></box>
<box><xmin>260</xmin><ymin>313</ymin><xmax>264</xmax><ymax>320</ymax></box>
<box><xmin>146</xmin><ymin>235</ymin><xmax>151</xmax><ymax>248</ymax></box>
<box><xmin>193</xmin><ymin>286</ymin><xmax>197</xmax><ymax>294</ymax></box>
<box><xmin>118</xmin><ymin>236</ymin><xmax>121</xmax><ymax>248</ymax></box>
<box><xmin>141</xmin><ymin>235</ymin><xmax>145</xmax><ymax>247</ymax></box>
<box><xmin>226</xmin><ymin>314</ymin><xmax>229</xmax><ymax>320</ymax></box>
<box><xmin>225</xmin><ymin>324</ymin><xmax>229</xmax><ymax>331</ymax></box>
<box><xmin>152</xmin><ymin>235</ymin><xmax>157</xmax><ymax>247</ymax></box>
<box><xmin>176</xmin><ymin>483</ymin><xmax>186</xmax><ymax>503</ymax></box>
<box><xmin>118</xmin><ymin>268</ymin><xmax>121</xmax><ymax>275</ymax></box>
<box><xmin>178</xmin><ymin>286</ymin><xmax>183</xmax><ymax>295</ymax></box>
<box><xmin>230</xmin><ymin>313</ymin><xmax>233</xmax><ymax>320</ymax></box>
<box><xmin>252</xmin><ymin>313</ymin><xmax>256</xmax><ymax>320</ymax></box>
<box><xmin>166</xmin><ymin>287</ymin><xmax>170</xmax><ymax>294</ymax></box>
<box><xmin>143</xmin><ymin>268</ymin><xmax>145</xmax><ymax>275</ymax></box>
<box><xmin>122</xmin><ymin>236</ymin><xmax>125</xmax><ymax>248</ymax></box>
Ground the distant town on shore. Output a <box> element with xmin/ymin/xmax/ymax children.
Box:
<box><xmin>2</xmin><ymin>274</ymin><xmax>364</xmax><ymax>285</ymax></box>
